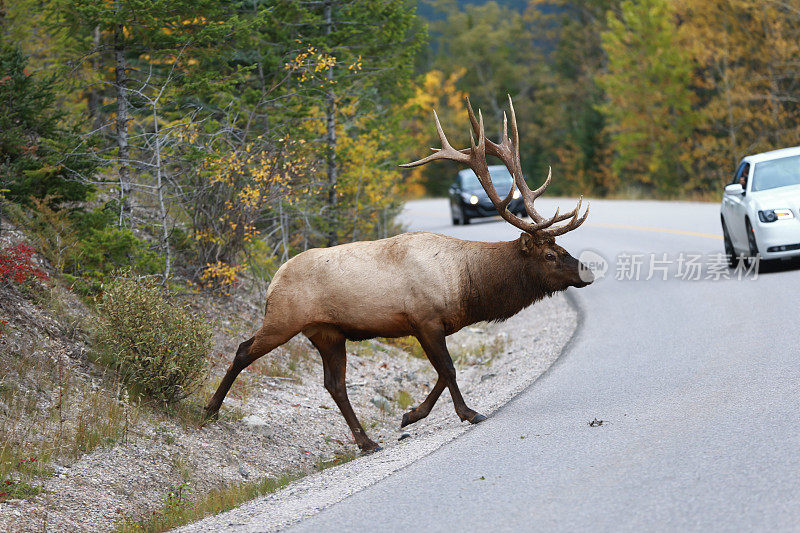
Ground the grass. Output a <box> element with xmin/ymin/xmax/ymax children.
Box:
<box><xmin>0</xmin><ymin>438</ymin><xmax>45</xmax><ymax>480</ymax></box>
<box><xmin>346</xmin><ymin>340</ymin><xmax>377</xmax><ymax>358</ymax></box>
<box><xmin>314</xmin><ymin>450</ymin><xmax>357</xmax><ymax>471</ymax></box>
<box><xmin>395</xmin><ymin>390</ymin><xmax>415</xmax><ymax>411</ymax></box>
<box><xmin>0</xmin><ymin>330</ymin><xmax>139</xmax><ymax>498</ymax></box>
<box><xmin>0</xmin><ymin>480</ymin><xmax>43</xmax><ymax>502</ymax></box>
<box><xmin>25</xmin><ymin>283</ymin><xmax>84</xmax><ymax>338</ymax></box>
<box><xmin>451</xmin><ymin>335</ymin><xmax>508</xmax><ymax>368</ymax></box>
<box><xmin>116</xmin><ymin>451</ymin><xmax>357</xmax><ymax>533</ymax></box>
<box><xmin>159</xmin><ymin>388</ymin><xmax>248</xmax><ymax>431</ymax></box>
<box><xmin>249</xmin><ymin>337</ymin><xmax>313</xmax><ymax>383</ymax></box>
<box><xmin>72</xmin><ymin>384</ymin><xmax>135</xmax><ymax>455</ymax></box>
<box><xmin>379</xmin><ymin>336</ymin><xmax>426</xmax><ymax>359</ymax></box>
<box><xmin>163</xmin><ymin>387</ymin><xmax>232</xmax><ymax>429</ymax></box>
<box><xmin>172</xmin><ymin>456</ymin><xmax>193</xmax><ymax>483</ymax></box>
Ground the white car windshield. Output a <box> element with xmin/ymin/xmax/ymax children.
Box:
<box><xmin>752</xmin><ymin>154</ymin><xmax>800</xmax><ymax>192</ymax></box>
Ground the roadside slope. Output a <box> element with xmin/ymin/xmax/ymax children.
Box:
<box><xmin>0</xmin><ymin>212</ymin><xmax>577</xmax><ymax>532</ymax></box>
<box><xmin>179</xmin><ymin>291</ymin><xmax>578</xmax><ymax>533</ymax></box>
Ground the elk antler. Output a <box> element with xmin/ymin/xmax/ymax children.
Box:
<box><xmin>402</xmin><ymin>96</ymin><xmax>589</xmax><ymax>237</ymax></box>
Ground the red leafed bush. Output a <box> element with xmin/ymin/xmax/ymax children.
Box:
<box><xmin>0</xmin><ymin>243</ymin><xmax>47</xmax><ymax>284</ymax></box>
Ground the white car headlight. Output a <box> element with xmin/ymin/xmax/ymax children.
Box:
<box><xmin>758</xmin><ymin>208</ymin><xmax>794</xmax><ymax>223</ymax></box>
<box><xmin>469</xmin><ymin>195</ymin><xmax>479</xmax><ymax>205</ymax></box>
<box><xmin>512</xmin><ymin>189</ymin><xmax>521</xmax><ymax>199</ymax></box>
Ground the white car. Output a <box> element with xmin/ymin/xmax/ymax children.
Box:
<box><xmin>721</xmin><ymin>145</ymin><xmax>800</xmax><ymax>264</ymax></box>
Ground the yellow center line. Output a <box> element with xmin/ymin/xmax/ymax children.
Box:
<box><xmin>589</xmin><ymin>222</ymin><xmax>722</xmax><ymax>240</ymax></box>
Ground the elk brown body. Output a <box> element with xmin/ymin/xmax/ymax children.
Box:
<box><xmin>204</xmin><ymin>97</ymin><xmax>593</xmax><ymax>452</ymax></box>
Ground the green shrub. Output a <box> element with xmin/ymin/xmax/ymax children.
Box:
<box><xmin>245</xmin><ymin>239</ymin><xmax>280</xmax><ymax>282</ymax></box>
<box><xmin>69</xmin><ymin>225</ymin><xmax>164</xmax><ymax>281</ymax></box>
<box><xmin>95</xmin><ymin>274</ymin><xmax>210</xmax><ymax>404</ymax></box>
<box><xmin>168</xmin><ymin>226</ymin><xmax>196</xmax><ymax>266</ymax></box>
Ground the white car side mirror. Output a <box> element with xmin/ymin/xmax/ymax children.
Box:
<box><xmin>725</xmin><ymin>183</ymin><xmax>744</xmax><ymax>196</ymax></box>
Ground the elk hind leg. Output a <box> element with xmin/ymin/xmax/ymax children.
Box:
<box><xmin>401</xmin><ymin>377</ymin><xmax>446</xmax><ymax>428</ymax></box>
<box><xmin>310</xmin><ymin>331</ymin><xmax>380</xmax><ymax>453</ymax></box>
<box><xmin>204</xmin><ymin>326</ymin><xmax>294</xmax><ymax>420</ymax></box>
<box><xmin>416</xmin><ymin>325</ymin><xmax>486</xmax><ymax>424</ymax></box>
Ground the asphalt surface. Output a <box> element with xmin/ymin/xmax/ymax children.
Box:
<box><xmin>289</xmin><ymin>198</ymin><xmax>800</xmax><ymax>532</ymax></box>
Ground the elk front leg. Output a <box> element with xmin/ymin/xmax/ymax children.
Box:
<box><xmin>309</xmin><ymin>332</ymin><xmax>381</xmax><ymax>454</ymax></box>
<box><xmin>415</xmin><ymin>325</ymin><xmax>486</xmax><ymax>424</ymax></box>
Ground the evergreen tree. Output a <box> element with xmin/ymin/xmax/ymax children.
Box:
<box><xmin>0</xmin><ymin>42</ymin><xmax>96</xmax><ymax>206</ymax></box>
<box><xmin>275</xmin><ymin>0</ymin><xmax>426</xmax><ymax>246</ymax></box>
<box><xmin>523</xmin><ymin>0</ymin><xmax>618</xmax><ymax>195</ymax></box>
<box><xmin>597</xmin><ymin>0</ymin><xmax>697</xmax><ymax>196</ymax></box>
<box><xmin>52</xmin><ymin>0</ymin><xmax>255</xmax><ymax>222</ymax></box>
<box><xmin>422</xmin><ymin>1</ymin><xmax>539</xmax><ymax>194</ymax></box>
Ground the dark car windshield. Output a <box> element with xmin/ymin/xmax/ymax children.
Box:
<box><xmin>460</xmin><ymin>167</ymin><xmax>514</xmax><ymax>189</ymax></box>
<box><xmin>752</xmin><ymin>154</ymin><xmax>800</xmax><ymax>192</ymax></box>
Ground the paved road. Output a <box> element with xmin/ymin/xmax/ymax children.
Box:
<box><xmin>291</xmin><ymin>198</ymin><xmax>800</xmax><ymax>532</ymax></box>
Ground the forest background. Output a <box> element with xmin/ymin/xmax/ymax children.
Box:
<box><xmin>3</xmin><ymin>0</ymin><xmax>800</xmax><ymax>288</ymax></box>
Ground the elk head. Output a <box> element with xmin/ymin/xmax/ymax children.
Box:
<box><xmin>402</xmin><ymin>96</ymin><xmax>593</xmax><ymax>292</ymax></box>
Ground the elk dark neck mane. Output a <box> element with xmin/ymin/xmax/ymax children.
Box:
<box><xmin>461</xmin><ymin>237</ymin><xmax>553</xmax><ymax>326</ymax></box>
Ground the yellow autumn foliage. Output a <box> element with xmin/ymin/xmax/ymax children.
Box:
<box><xmin>401</xmin><ymin>68</ymin><xmax>468</xmax><ymax>197</ymax></box>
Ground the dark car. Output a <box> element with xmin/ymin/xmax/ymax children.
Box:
<box><xmin>448</xmin><ymin>165</ymin><xmax>527</xmax><ymax>225</ymax></box>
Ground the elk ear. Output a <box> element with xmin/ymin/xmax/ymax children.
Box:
<box><xmin>519</xmin><ymin>232</ymin><xmax>535</xmax><ymax>255</ymax></box>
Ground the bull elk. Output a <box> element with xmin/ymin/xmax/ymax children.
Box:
<box><xmin>204</xmin><ymin>96</ymin><xmax>593</xmax><ymax>453</ymax></box>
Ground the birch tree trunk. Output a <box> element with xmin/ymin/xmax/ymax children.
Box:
<box><xmin>153</xmin><ymin>105</ymin><xmax>171</xmax><ymax>279</ymax></box>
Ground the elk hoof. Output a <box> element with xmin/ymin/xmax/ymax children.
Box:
<box><xmin>400</xmin><ymin>411</ymin><xmax>416</xmax><ymax>428</ymax></box>
<box><xmin>201</xmin><ymin>405</ymin><xmax>219</xmax><ymax>425</ymax></box>
<box><xmin>468</xmin><ymin>413</ymin><xmax>487</xmax><ymax>424</ymax></box>
<box><xmin>359</xmin><ymin>442</ymin><xmax>383</xmax><ymax>455</ymax></box>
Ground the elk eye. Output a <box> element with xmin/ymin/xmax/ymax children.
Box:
<box><xmin>545</xmin><ymin>253</ymin><xmax>556</xmax><ymax>261</ymax></box>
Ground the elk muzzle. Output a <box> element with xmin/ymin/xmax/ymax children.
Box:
<box><xmin>564</xmin><ymin>254</ymin><xmax>593</xmax><ymax>288</ymax></box>
<box><xmin>574</xmin><ymin>258</ymin><xmax>594</xmax><ymax>287</ymax></box>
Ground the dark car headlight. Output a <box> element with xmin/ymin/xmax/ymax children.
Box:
<box><xmin>758</xmin><ymin>209</ymin><xmax>794</xmax><ymax>223</ymax></box>
<box><xmin>461</xmin><ymin>192</ymin><xmax>479</xmax><ymax>205</ymax></box>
